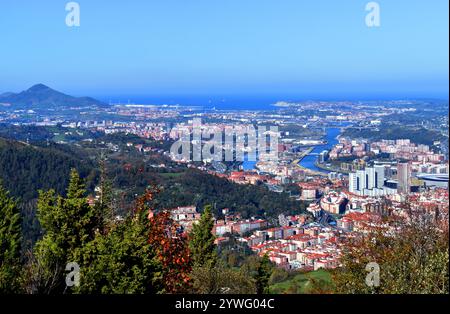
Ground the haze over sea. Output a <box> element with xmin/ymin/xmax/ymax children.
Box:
<box><xmin>99</xmin><ymin>93</ymin><xmax>449</xmax><ymax>111</ymax></box>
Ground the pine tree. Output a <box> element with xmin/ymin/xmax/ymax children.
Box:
<box><xmin>0</xmin><ymin>182</ymin><xmax>22</xmax><ymax>293</ymax></box>
<box><xmin>94</xmin><ymin>158</ymin><xmax>114</xmax><ymax>234</ymax></box>
<box><xmin>255</xmin><ymin>254</ymin><xmax>272</xmax><ymax>294</ymax></box>
<box><xmin>37</xmin><ymin>169</ymin><xmax>97</xmax><ymax>251</ymax></box>
<box><xmin>189</xmin><ymin>205</ymin><xmax>217</xmax><ymax>268</ymax></box>
<box><xmin>30</xmin><ymin>169</ymin><xmax>98</xmax><ymax>293</ymax></box>
<box><xmin>74</xmin><ymin>216</ymin><xmax>163</xmax><ymax>294</ymax></box>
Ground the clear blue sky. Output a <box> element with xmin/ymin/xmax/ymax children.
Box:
<box><xmin>0</xmin><ymin>0</ymin><xmax>448</xmax><ymax>102</ymax></box>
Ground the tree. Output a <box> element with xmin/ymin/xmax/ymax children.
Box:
<box><xmin>284</xmin><ymin>282</ymin><xmax>298</xmax><ymax>294</ymax></box>
<box><xmin>73</xmin><ymin>215</ymin><xmax>162</xmax><ymax>294</ymax></box>
<box><xmin>304</xmin><ymin>276</ymin><xmax>335</xmax><ymax>294</ymax></box>
<box><xmin>37</xmin><ymin>169</ymin><xmax>98</xmax><ymax>251</ymax></box>
<box><xmin>189</xmin><ymin>205</ymin><xmax>217</xmax><ymax>268</ymax></box>
<box><xmin>0</xmin><ymin>182</ymin><xmax>22</xmax><ymax>293</ymax></box>
<box><xmin>93</xmin><ymin>158</ymin><xmax>115</xmax><ymax>234</ymax></box>
<box><xmin>31</xmin><ymin>174</ymin><xmax>164</xmax><ymax>294</ymax></box>
<box><xmin>0</xmin><ymin>137</ymin><xmax>96</xmax><ymax>204</ymax></box>
<box><xmin>269</xmin><ymin>267</ymin><xmax>289</xmax><ymax>285</ymax></box>
<box><xmin>255</xmin><ymin>254</ymin><xmax>272</xmax><ymax>294</ymax></box>
<box><xmin>145</xmin><ymin>189</ymin><xmax>192</xmax><ymax>293</ymax></box>
<box><xmin>190</xmin><ymin>262</ymin><xmax>256</xmax><ymax>294</ymax></box>
<box><xmin>333</xmin><ymin>213</ymin><xmax>449</xmax><ymax>294</ymax></box>
<box><xmin>28</xmin><ymin>169</ymin><xmax>98</xmax><ymax>293</ymax></box>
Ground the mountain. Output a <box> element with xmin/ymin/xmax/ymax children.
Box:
<box><xmin>0</xmin><ymin>84</ymin><xmax>107</xmax><ymax>109</ymax></box>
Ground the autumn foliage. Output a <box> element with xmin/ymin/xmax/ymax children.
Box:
<box><xmin>332</xmin><ymin>212</ymin><xmax>449</xmax><ymax>294</ymax></box>
<box><xmin>136</xmin><ymin>188</ymin><xmax>192</xmax><ymax>293</ymax></box>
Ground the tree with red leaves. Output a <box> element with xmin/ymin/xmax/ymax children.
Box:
<box><xmin>137</xmin><ymin>188</ymin><xmax>192</xmax><ymax>293</ymax></box>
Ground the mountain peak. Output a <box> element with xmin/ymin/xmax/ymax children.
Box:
<box><xmin>27</xmin><ymin>84</ymin><xmax>52</xmax><ymax>92</ymax></box>
<box><xmin>0</xmin><ymin>84</ymin><xmax>108</xmax><ymax>108</ymax></box>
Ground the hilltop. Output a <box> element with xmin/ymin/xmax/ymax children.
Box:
<box><xmin>0</xmin><ymin>84</ymin><xmax>107</xmax><ymax>109</ymax></box>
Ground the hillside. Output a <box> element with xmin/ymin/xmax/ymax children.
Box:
<box><xmin>341</xmin><ymin>124</ymin><xmax>445</xmax><ymax>146</ymax></box>
<box><xmin>0</xmin><ymin>137</ymin><xmax>97</xmax><ymax>202</ymax></box>
<box><xmin>270</xmin><ymin>269</ymin><xmax>334</xmax><ymax>294</ymax></box>
<box><xmin>107</xmin><ymin>155</ymin><xmax>307</xmax><ymax>219</ymax></box>
<box><xmin>0</xmin><ymin>84</ymin><xmax>107</xmax><ymax>109</ymax></box>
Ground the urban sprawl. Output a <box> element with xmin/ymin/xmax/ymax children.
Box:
<box><xmin>1</xmin><ymin>99</ymin><xmax>448</xmax><ymax>271</ymax></box>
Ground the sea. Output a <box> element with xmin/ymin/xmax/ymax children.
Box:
<box><xmin>103</xmin><ymin>95</ymin><xmax>303</xmax><ymax>111</ymax></box>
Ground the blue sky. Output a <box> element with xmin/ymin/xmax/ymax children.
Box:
<box><xmin>0</xmin><ymin>0</ymin><xmax>448</xmax><ymax>102</ymax></box>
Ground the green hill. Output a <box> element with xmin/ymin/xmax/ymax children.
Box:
<box><xmin>0</xmin><ymin>137</ymin><xmax>97</xmax><ymax>202</ymax></box>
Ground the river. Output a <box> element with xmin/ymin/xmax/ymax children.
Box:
<box><xmin>298</xmin><ymin>127</ymin><xmax>341</xmax><ymax>173</ymax></box>
<box><xmin>242</xmin><ymin>124</ymin><xmax>349</xmax><ymax>172</ymax></box>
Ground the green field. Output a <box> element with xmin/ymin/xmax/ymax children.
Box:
<box><xmin>270</xmin><ymin>269</ymin><xmax>334</xmax><ymax>294</ymax></box>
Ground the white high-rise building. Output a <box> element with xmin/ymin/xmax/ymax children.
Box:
<box><xmin>348</xmin><ymin>170</ymin><xmax>366</xmax><ymax>196</ymax></box>
<box><xmin>366</xmin><ymin>167</ymin><xmax>375</xmax><ymax>190</ymax></box>
<box><xmin>374</xmin><ymin>165</ymin><xmax>385</xmax><ymax>189</ymax></box>
<box><xmin>349</xmin><ymin>166</ymin><xmax>387</xmax><ymax>196</ymax></box>
<box><xmin>349</xmin><ymin>172</ymin><xmax>358</xmax><ymax>194</ymax></box>
<box><xmin>357</xmin><ymin>169</ymin><xmax>366</xmax><ymax>194</ymax></box>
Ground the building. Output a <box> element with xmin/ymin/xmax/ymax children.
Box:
<box><xmin>213</xmin><ymin>218</ymin><xmax>267</xmax><ymax>236</ymax></box>
<box><xmin>319</xmin><ymin>150</ymin><xmax>329</xmax><ymax>163</ymax></box>
<box><xmin>306</xmin><ymin>203</ymin><xmax>322</xmax><ymax>218</ymax></box>
<box><xmin>320</xmin><ymin>192</ymin><xmax>348</xmax><ymax>214</ymax></box>
<box><xmin>416</xmin><ymin>173</ymin><xmax>449</xmax><ymax>188</ymax></box>
<box><xmin>349</xmin><ymin>165</ymin><xmax>386</xmax><ymax>196</ymax></box>
<box><xmin>301</xmin><ymin>188</ymin><xmax>318</xmax><ymax>200</ymax></box>
<box><xmin>397</xmin><ymin>162</ymin><xmax>411</xmax><ymax>194</ymax></box>
<box><xmin>328</xmin><ymin>172</ymin><xmax>343</xmax><ymax>180</ymax></box>
<box><xmin>169</xmin><ymin>206</ymin><xmax>201</xmax><ymax>232</ymax></box>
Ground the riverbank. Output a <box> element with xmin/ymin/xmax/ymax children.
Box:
<box><xmin>298</xmin><ymin>127</ymin><xmax>341</xmax><ymax>173</ymax></box>
<box><xmin>313</xmin><ymin>161</ymin><xmax>351</xmax><ymax>175</ymax></box>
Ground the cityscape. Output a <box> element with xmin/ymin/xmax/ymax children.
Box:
<box><xmin>0</xmin><ymin>0</ymin><xmax>448</xmax><ymax>310</ymax></box>
<box><xmin>1</xmin><ymin>87</ymin><xmax>448</xmax><ymax>284</ymax></box>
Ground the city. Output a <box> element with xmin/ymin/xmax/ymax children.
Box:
<box><xmin>1</xmin><ymin>87</ymin><xmax>448</xmax><ymax>275</ymax></box>
<box><xmin>0</xmin><ymin>1</ymin><xmax>448</xmax><ymax>311</ymax></box>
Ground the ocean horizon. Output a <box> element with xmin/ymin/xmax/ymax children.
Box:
<box><xmin>96</xmin><ymin>94</ymin><xmax>449</xmax><ymax>111</ymax></box>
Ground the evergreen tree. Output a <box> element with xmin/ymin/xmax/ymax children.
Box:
<box><xmin>189</xmin><ymin>205</ymin><xmax>217</xmax><ymax>268</ymax></box>
<box><xmin>29</xmin><ymin>169</ymin><xmax>98</xmax><ymax>293</ymax></box>
<box><xmin>38</xmin><ymin>169</ymin><xmax>97</xmax><ymax>253</ymax></box>
<box><xmin>255</xmin><ymin>254</ymin><xmax>272</xmax><ymax>294</ymax></box>
<box><xmin>93</xmin><ymin>158</ymin><xmax>114</xmax><ymax>234</ymax></box>
<box><xmin>73</xmin><ymin>214</ymin><xmax>163</xmax><ymax>294</ymax></box>
<box><xmin>0</xmin><ymin>182</ymin><xmax>22</xmax><ymax>293</ymax></box>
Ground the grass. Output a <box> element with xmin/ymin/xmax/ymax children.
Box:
<box><xmin>269</xmin><ymin>269</ymin><xmax>334</xmax><ymax>294</ymax></box>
